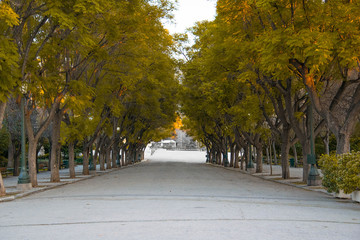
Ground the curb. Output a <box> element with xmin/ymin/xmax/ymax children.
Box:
<box><xmin>0</xmin><ymin>162</ymin><xmax>143</xmax><ymax>203</ymax></box>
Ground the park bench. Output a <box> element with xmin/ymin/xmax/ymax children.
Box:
<box><xmin>0</xmin><ymin>167</ymin><xmax>13</xmax><ymax>177</ymax></box>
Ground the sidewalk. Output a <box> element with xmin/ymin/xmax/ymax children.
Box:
<box><xmin>210</xmin><ymin>163</ymin><xmax>331</xmax><ymax>196</ymax></box>
<box><xmin>0</xmin><ymin>165</ymin><xmax>124</xmax><ymax>202</ymax></box>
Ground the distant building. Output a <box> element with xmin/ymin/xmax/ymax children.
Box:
<box><xmin>149</xmin><ymin>130</ymin><xmax>200</xmax><ymax>151</ymax></box>
<box><xmin>160</xmin><ymin>139</ymin><xmax>177</xmax><ymax>149</ymax></box>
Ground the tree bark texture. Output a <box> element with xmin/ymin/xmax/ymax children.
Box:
<box><xmin>292</xmin><ymin>145</ymin><xmax>298</xmax><ymax>166</ymax></box>
<box><xmin>27</xmin><ymin>141</ymin><xmax>38</xmax><ymax>186</ymax></box>
<box><xmin>280</xmin><ymin>126</ymin><xmax>291</xmax><ymax>179</ymax></box>
<box><xmin>255</xmin><ymin>146</ymin><xmax>263</xmax><ymax>173</ymax></box>
<box><xmin>272</xmin><ymin>142</ymin><xmax>277</xmax><ymax>165</ymax></box>
<box><xmin>106</xmin><ymin>147</ymin><xmax>111</xmax><ymax>169</ymax></box>
<box><xmin>234</xmin><ymin>146</ymin><xmax>240</xmax><ymax>168</ymax></box>
<box><xmin>323</xmin><ymin>129</ymin><xmax>330</xmax><ymax>155</ymax></box>
<box><xmin>242</xmin><ymin>146</ymin><xmax>248</xmax><ymax>170</ymax></box>
<box><xmin>82</xmin><ymin>148</ymin><xmax>90</xmax><ymax>175</ymax></box>
<box><xmin>68</xmin><ymin>142</ymin><xmax>75</xmax><ymax>178</ymax></box>
<box><xmin>50</xmin><ymin>110</ymin><xmax>63</xmax><ymax>182</ymax></box>
<box><xmin>0</xmin><ymin>173</ymin><xmax>5</xmax><ymax>196</ymax></box>
<box><xmin>121</xmin><ymin>148</ymin><xmax>125</xmax><ymax>166</ymax></box>
<box><xmin>100</xmin><ymin>150</ymin><xmax>105</xmax><ymax>171</ymax></box>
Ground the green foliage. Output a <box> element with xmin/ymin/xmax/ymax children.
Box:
<box><xmin>337</xmin><ymin>152</ymin><xmax>360</xmax><ymax>194</ymax></box>
<box><xmin>319</xmin><ymin>154</ymin><xmax>340</xmax><ymax>193</ymax></box>
<box><xmin>0</xmin><ymin>127</ymin><xmax>9</xmax><ymax>157</ymax></box>
<box><xmin>0</xmin><ymin>1</ymin><xmax>19</xmax><ymax>102</ymax></box>
<box><xmin>319</xmin><ymin>152</ymin><xmax>360</xmax><ymax>194</ymax></box>
<box><xmin>0</xmin><ymin>155</ymin><xmax>7</xmax><ymax>167</ymax></box>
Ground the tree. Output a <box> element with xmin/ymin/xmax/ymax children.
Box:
<box><xmin>0</xmin><ymin>0</ymin><xmax>19</xmax><ymax>196</ymax></box>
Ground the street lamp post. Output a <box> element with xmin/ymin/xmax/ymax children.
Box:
<box><xmin>89</xmin><ymin>148</ymin><xmax>95</xmax><ymax>171</ymax></box>
<box><xmin>247</xmin><ymin>144</ymin><xmax>255</xmax><ymax>169</ymax></box>
<box><xmin>17</xmin><ymin>97</ymin><xmax>32</xmax><ymax>190</ymax></box>
<box><xmin>307</xmin><ymin>103</ymin><xmax>321</xmax><ymax>186</ymax></box>
<box><xmin>116</xmin><ymin>152</ymin><xmax>121</xmax><ymax>166</ymax></box>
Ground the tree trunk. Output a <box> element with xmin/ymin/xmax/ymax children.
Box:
<box><xmin>126</xmin><ymin>149</ymin><xmax>131</xmax><ymax>165</ymax></box>
<box><xmin>94</xmin><ymin>142</ymin><xmax>99</xmax><ymax>170</ymax></box>
<box><xmin>255</xmin><ymin>145</ymin><xmax>263</xmax><ymax>173</ymax></box>
<box><xmin>50</xmin><ymin>110</ymin><xmax>62</xmax><ymax>182</ymax></box>
<box><xmin>229</xmin><ymin>144</ymin><xmax>235</xmax><ymax>167</ymax></box>
<box><xmin>216</xmin><ymin>151</ymin><xmax>221</xmax><ymax>165</ymax></box>
<box><xmin>14</xmin><ymin>153</ymin><xmax>20</xmax><ymax>176</ymax></box>
<box><xmin>48</xmin><ymin>138</ymin><xmax>52</xmax><ymax>171</ymax></box>
<box><xmin>123</xmin><ymin>150</ymin><xmax>127</xmax><ymax>166</ymax></box>
<box><xmin>106</xmin><ymin>147</ymin><xmax>111</xmax><ymax>169</ymax></box>
<box><xmin>121</xmin><ymin>148</ymin><xmax>125</xmax><ymax>166</ymax></box>
<box><xmin>280</xmin><ymin>127</ymin><xmax>291</xmax><ymax>179</ymax></box>
<box><xmin>28</xmin><ymin>140</ymin><xmax>38</xmax><ymax>186</ymax></box>
<box><xmin>133</xmin><ymin>148</ymin><xmax>138</xmax><ymax>163</ymax></box>
<box><xmin>112</xmin><ymin>145</ymin><xmax>118</xmax><ymax>168</ymax></box>
<box><xmin>292</xmin><ymin>144</ymin><xmax>298</xmax><ymax>166</ymax></box>
<box><xmin>100</xmin><ymin>150</ymin><xmax>105</xmax><ymax>171</ymax></box>
<box><xmin>272</xmin><ymin>141</ymin><xmax>278</xmax><ymax>165</ymax></box>
<box><xmin>0</xmin><ymin>173</ymin><xmax>5</xmax><ymax>196</ymax></box>
<box><xmin>82</xmin><ymin>147</ymin><xmax>90</xmax><ymax>175</ymax></box>
<box><xmin>323</xmin><ymin>129</ymin><xmax>330</xmax><ymax>155</ymax></box>
<box><xmin>234</xmin><ymin>145</ymin><xmax>240</xmax><ymax>168</ymax></box>
<box><xmin>211</xmin><ymin>150</ymin><xmax>215</xmax><ymax>164</ymax></box>
<box><xmin>91</xmin><ymin>148</ymin><xmax>97</xmax><ymax>171</ymax></box>
<box><xmin>92</xmin><ymin>146</ymin><xmax>97</xmax><ymax>171</ymax></box>
<box><xmin>7</xmin><ymin>137</ymin><xmax>14</xmax><ymax>168</ymax></box>
<box><xmin>68</xmin><ymin>141</ymin><xmax>75</xmax><ymax>178</ymax></box>
<box><xmin>336</xmin><ymin>132</ymin><xmax>351</xmax><ymax>154</ymax></box>
<box><xmin>242</xmin><ymin>146</ymin><xmax>248</xmax><ymax>170</ymax></box>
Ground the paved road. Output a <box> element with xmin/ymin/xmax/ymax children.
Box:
<box><xmin>0</xmin><ymin>150</ymin><xmax>359</xmax><ymax>240</ymax></box>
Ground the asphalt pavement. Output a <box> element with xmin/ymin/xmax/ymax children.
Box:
<box><xmin>0</xmin><ymin>149</ymin><xmax>359</xmax><ymax>240</ymax></box>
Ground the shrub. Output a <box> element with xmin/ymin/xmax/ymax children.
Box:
<box><xmin>319</xmin><ymin>154</ymin><xmax>339</xmax><ymax>193</ymax></box>
<box><xmin>337</xmin><ymin>152</ymin><xmax>360</xmax><ymax>194</ymax></box>
<box><xmin>319</xmin><ymin>151</ymin><xmax>360</xmax><ymax>194</ymax></box>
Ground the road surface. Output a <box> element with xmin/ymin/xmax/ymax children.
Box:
<box><xmin>0</xmin><ymin>150</ymin><xmax>359</xmax><ymax>239</ymax></box>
